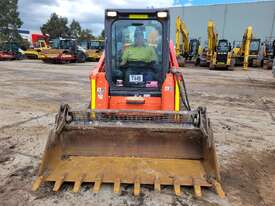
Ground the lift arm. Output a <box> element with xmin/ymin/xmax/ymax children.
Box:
<box><xmin>242</xmin><ymin>26</ymin><xmax>253</xmax><ymax>69</ymax></box>
<box><xmin>207</xmin><ymin>20</ymin><xmax>217</xmax><ymax>63</ymax></box>
<box><xmin>175</xmin><ymin>16</ymin><xmax>189</xmax><ymax>57</ymax></box>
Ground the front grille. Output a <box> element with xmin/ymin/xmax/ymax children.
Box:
<box><xmin>216</xmin><ymin>53</ymin><xmax>227</xmax><ymax>63</ymax></box>
<box><xmin>68</xmin><ymin>109</ymin><xmax>197</xmax><ymax>125</ymax></box>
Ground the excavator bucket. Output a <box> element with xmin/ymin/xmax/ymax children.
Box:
<box><xmin>32</xmin><ymin>104</ymin><xmax>224</xmax><ymax>197</ymax></box>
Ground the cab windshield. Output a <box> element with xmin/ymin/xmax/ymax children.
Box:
<box><xmin>217</xmin><ymin>40</ymin><xmax>229</xmax><ymax>52</ymax></box>
<box><xmin>0</xmin><ymin>42</ymin><xmax>19</xmax><ymax>52</ymax></box>
<box><xmin>111</xmin><ymin>19</ymin><xmax>162</xmax><ymax>88</ymax></box>
<box><xmin>50</xmin><ymin>39</ymin><xmax>76</xmax><ymax>50</ymax></box>
<box><xmin>88</xmin><ymin>41</ymin><xmax>101</xmax><ymax>49</ymax></box>
<box><xmin>79</xmin><ymin>41</ymin><xmax>88</xmax><ymax>49</ymax></box>
<box><xmin>189</xmin><ymin>40</ymin><xmax>199</xmax><ymax>55</ymax></box>
<box><xmin>250</xmin><ymin>40</ymin><xmax>260</xmax><ymax>52</ymax></box>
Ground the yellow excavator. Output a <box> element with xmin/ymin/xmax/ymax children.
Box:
<box><xmin>175</xmin><ymin>16</ymin><xmax>189</xmax><ymax>66</ymax></box>
<box><xmin>232</xmin><ymin>26</ymin><xmax>253</xmax><ymax>70</ymax></box>
<box><xmin>207</xmin><ymin>20</ymin><xmax>233</xmax><ymax>70</ymax></box>
<box><xmin>32</xmin><ymin>9</ymin><xmax>224</xmax><ymax>198</ymax></box>
<box><xmin>175</xmin><ymin>16</ymin><xmax>201</xmax><ymax>66</ymax></box>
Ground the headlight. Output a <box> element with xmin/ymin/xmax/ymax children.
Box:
<box><xmin>107</xmin><ymin>11</ymin><xmax>117</xmax><ymax>17</ymax></box>
<box><xmin>157</xmin><ymin>11</ymin><xmax>167</xmax><ymax>18</ymax></box>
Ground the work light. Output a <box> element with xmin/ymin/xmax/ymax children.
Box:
<box><xmin>157</xmin><ymin>11</ymin><xmax>167</xmax><ymax>18</ymax></box>
<box><xmin>107</xmin><ymin>11</ymin><xmax>117</xmax><ymax>17</ymax></box>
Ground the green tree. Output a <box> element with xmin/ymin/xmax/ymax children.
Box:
<box><xmin>0</xmin><ymin>0</ymin><xmax>23</xmax><ymax>43</ymax></box>
<box><xmin>79</xmin><ymin>29</ymin><xmax>95</xmax><ymax>41</ymax></box>
<box><xmin>98</xmin><ymin>29</ymin><xmax>105</xmax><ymax>40</ymax></box>
<box><xmin>41</xmin><ymin>13</ymin><xmax>70</xmax><ymax>39</ymax></box>
<box><xmin>69</xmin><ymin>19</ymin><xmax>81</xmax><ymax>39</ymax></box>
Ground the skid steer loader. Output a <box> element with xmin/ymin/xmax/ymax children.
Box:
<box><xmin>32</xmin><ymin>9</ymin><xmax>224</xmax><ymax>198</ymax></box>
<box><xmin>207</xmin><ymin>21</ymin><xmax>233</xmax><ymax>70</ymax></box>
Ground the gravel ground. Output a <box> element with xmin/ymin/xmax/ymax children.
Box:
<box><xmin>0</xmin><ymin>60</ymin><xmax>274</xmax><ymax>206</ymax></box>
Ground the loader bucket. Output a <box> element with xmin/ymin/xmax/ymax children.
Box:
<box><xmin>32</xmin><ymin>105</ymin><xmax>224</xmax><ymax>197</ymax></box>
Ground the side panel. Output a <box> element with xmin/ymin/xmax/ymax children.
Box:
<box><xmin>96</xmin><ymin>72</ymin><xmax>109</xmax><ymax>109</ymax></box>
<box><xmin>162</xmin><ymin>73</ymin><xmax>175</xmax><ymax>111</ymax></box>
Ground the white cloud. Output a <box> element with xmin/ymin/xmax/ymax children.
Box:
<box><xmin>19</xmin><ymin>0</ymin><xmax>173</xmax><ymax>35</ymax></box>
<box><xmin>184</xmin><ymin>0</ymin><xmax>193</xmax><ymax>7</ymax></box>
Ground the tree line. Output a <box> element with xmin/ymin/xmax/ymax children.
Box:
<box><xmin>40</xmin><ymin>13</ymin><xmax>104</xmax><ymax>41</ymax></box>
<box><xmin>0</xmin><ymin>0</ymin><xmax>104</xmax><ymax>47</ymax></box>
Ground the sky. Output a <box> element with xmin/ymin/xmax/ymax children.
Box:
<box><xmin>18</xmin><ymin>0</ymin><xmax>267</xmax><ymax>36</ymax></box>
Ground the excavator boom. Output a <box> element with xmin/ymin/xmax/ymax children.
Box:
<box><xmin>175</xmin><ymin>16</ymin><xmax>190</xmax><ymax>66</ymax></box>
<box><xmin>207</xmin><ymin>20</ymin><xmax>217</xmax><ymax>62</ymax></box>
<box><xmin>242</xmin><ymin>26</ymin><xmax>253</xmax><ymax>69</ymax></box>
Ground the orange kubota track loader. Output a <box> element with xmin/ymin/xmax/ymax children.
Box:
<box><xmin>32</xmin><ymin>9</ymin><xmax>224</xmax><ymax>198</ymax></box>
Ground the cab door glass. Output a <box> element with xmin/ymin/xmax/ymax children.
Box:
<box><xmin>111</xmin><ymin>19</ymin><xmax>163</xmax><ymax>88</ymax></box>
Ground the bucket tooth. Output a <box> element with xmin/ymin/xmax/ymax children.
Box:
<box><xmin>174</xmin><ymin>179</ymin><xmax>181</xmax><ymax>196</ymax></box>
<box><xmin>134</xmin><ymin>178</ymin><xmax>141</xmax><ymax>196</ymax></box>
<box><xmin>53</xmin><ymin>175</ymin><xmax>65</xmax><ymax>192</ymax></box>
<box><xmin>32</xmin><ymin>176</ymin><xmax>44</xmax><ymax>191</ymax></box>
<box><xmin>92</xmin><ymin>176</ymin><xmax>102</xmax><ymax>193</ymax></box>
<box><xmin>114</xmin><ymin>177</ymin><xmax>121</xmax><ymax>194</ymax></box>
<box><xmin>154</xmin><ymin>177</ymin><xmax>161</xmax><ymax>192</ymax></box>
<box><xmin>73</xmin><ymin>175</ymin><xmax>85</xmax><ymax>193</ymax></box>
<box><xmin>193</xmin><ymin>178</ymin><xmax>202</xmax><ymax>198</ymax></box>
<box><xmin>193</xmin><ymin>185</ymin><xmax>202</xmax><ymax>198</ymax></box>
<box><xmin>211</xmin><ymin>179</ymin><xmax>225</xmax><ymax>198</ymax></box>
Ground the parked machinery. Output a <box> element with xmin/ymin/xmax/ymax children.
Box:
<box><xmin>272</xmin><ymin>58</ymin><xmax>275</xmax><ymax>77</ymax></box>
<box><xmin>248</xmin><ymin>38</ymin><xmax>263</xmax><ymax>67</ymax></box>
<box><xmin>175</xmin><ymin>16</ymin><xmax>189</xmax><ymax>66</ymax></box>
<box><xmin>40</xmin><ymin>38</ymin><xmax>86</xmax><ymax>63</ymax></box>
<box><xmin>206</xmin><ymin>21</ymin><xmax>233</xmax><ymax>70</ymax></box>
<box><xmin>175</xmin><ymin>16</ymin><xmax>201</xmax><ymax>66</ymax></box>
<box><xmin>81</xmin><ymin>40</ymin><xmax>104</xmax><ymax>61</ymax></box>
<box><xmin>232</xmin><ymin>26</ymin><xmax>253</xmax><ymax>70</ymax></box>
<box><xmin>0</xmin><ymin>41</ymin><xmax>24</xmax><ymax>60</ymax></box>
<box><xmin>23</xmin><ymin>39</ymin><xmax>50</xmax><ymax>59</ymax></box>
<box><xmin>272</xmin><ymin>39</ymin><xmax>275</xmax><ymax>77</ymax></box>
<box><xmin>198</xmin><ymin>40</ymin><xmax>209</xmax><ymax>67</ymax></box>
<box><xmin>32</xmin><ymin>9</ymin><xmax>224</xmax><ymax>198</ymax></box>
<box><xmin>263</xmin><ymin>38</ymin><xmax>275</xmax><ymax>70</ymax></box>
<box><xmin>187</xmin><ymin>38</ymin><xmax>202</xmax><ymax>65</ymax></box>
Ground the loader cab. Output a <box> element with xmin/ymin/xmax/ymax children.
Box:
<box><xmin>188</xmin><ymin>39</ymin><xmax>200</xmax><ymax>57</ymax></box>
<box><xmin>89</xmin><ymin>40</ymin><xmax>104</xmax><ymax>50</ymax></box>
<box><xmin>217</xmin><ymin>39</ymin><xmax>231</xmax><ymax>53</ymax></box>
<box><xmin>216</xmin><ymin>39</ymin><xmax>231</xmax><ymax>63</ymax></box>
<box><xmin>51</xmin><ymin>38</ymin><xmax>77</xmax><ymax>50</ymax></box>
<box><xmin>264</xmin><ymin>40</ymin><xmax>274</xmax><ymax>58</ymax></box>
<box><xmin>0</xmin><ymin>41</ymin><xmax>23</xmax><ymax>59</ymax></box>
<box><xmin>105</xmin><ymin>9</ymin><xmax>169</xmax><ymax>96</ymax></box>
<box><xmin>249</xmin><ymin>39</ymin><xmax>261</xmax><ymax>55</ymax></box>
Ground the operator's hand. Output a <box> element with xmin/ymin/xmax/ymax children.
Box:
<box><xmin>120</xmin><ymin>60</ymin><xmax>127</xmax><ymax>67</ymax></box>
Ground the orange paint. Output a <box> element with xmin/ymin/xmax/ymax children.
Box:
<box><xmin>96</xmin><ymin>72</ymin><xmax>109</xmax><ymax>109</ymax></box>
<box><xmin>89</xmin><ymin>44</ymin><xmax>181</xmax><ymax>111</ymax></box>
<box><xmin>161</xmin><ymin>73</ymin><xmax>175</xmax><ymax>111</ymax></box>
<box><xmin>109</xmin><ymin>96</ymin><xmax>161</xmax><ymax>110</ymax></box>
<box><xmin>89</xmin><ymin>53</ymin><xmax>105</xmax><ymax>80</ymax></box>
